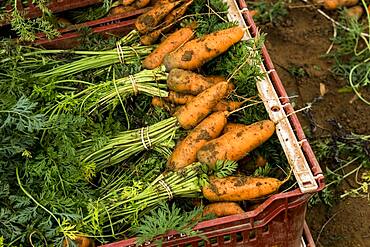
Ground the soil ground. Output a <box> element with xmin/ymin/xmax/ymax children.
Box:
<box><xmin>259</xmin><ymin>2</ymin><xmax>370</xmax><ymax>247</ymax></box>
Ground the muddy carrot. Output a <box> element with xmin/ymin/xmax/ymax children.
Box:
<box><xmin>135</xmin><ymin>1</ymin><xmax>180</xmax><ymax>33</ymax></box>
<box><xmin>197</xmin><ymin>120</ymin><xmax>275</xmax><ymax>167</ymax></box>
<box><xmin>175</xmin><ymin>81</ymin><xmax>229</xmax><ymax>129</ymax></box>
<box><xmin>212</xmin><ymin>101</ymin><xmax>243</xmax><ymax>112</ymax></box>
<box><xmin>202</xmin><ymin>176</ymin><xmax>282</xmax><ymax>201</ymax></box>
<box><xmin>203</xmin><ymin>202</ymin><xmax>245</xmax><ymax>217</ymax></box>
<box><xmin>167</xmin><ymin>111</ymin><xmax>228</xmax><ymax>170</ymax></box>
<box><xmin>167</xmin><ymin>68</ymin><xmax>216</xmax><ymax>95</ymax></box>
<box><xmin>163</xmin><ymin>26</ymin><xmax>244</xmax><ymax>71</ymax></box>
<box><xmin>142</xmin><ymin>27</ymin><xmax>194</xmax><ymax>69</ymax></box>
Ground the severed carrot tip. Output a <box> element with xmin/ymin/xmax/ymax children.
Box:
<box><xmin>248</xmin><ymin>9</ymin><xmax>260</xmax><ymax>18</ymax></box>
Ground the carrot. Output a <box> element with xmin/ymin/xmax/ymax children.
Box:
<box><xmin>222</xmin><ymin>122</ymin><xmax>245</xmax><ymax>133</ymax></box>
<box><xmin>206</xmin><ymin>75</ymin><xmax>226</xmax><ymax>84</ymax></box>
<box><xmin>142</xmin><ymin>27</ymin><xmax>194</xmax><ymax>69</ymax></box>
<box><xmin>175</xmin><ymin>81</ymin><xmax>229</xmax><ymax>129</ymax></box>
<box><xmin>63</xmin><ymin>236</ymin><xmax>95</xmax><ymax>247</ymax></box>
<box><xmin>122</xmin><ymin>0</ymin><xmax>136</xmax><ymax>6</ymax></box>
<box><xmin>212</xmin><ymin>101</ymin><xmax>243</xmax><ymax>112</ymax></box>
<box><xmin>140</xmin><ymin>1</ymin><xmax>193</xmax><ymax>45</ymax></box>
<box><xmin>109</xmin><ymin>6</ymin><xmax>137</xmax><ymax>16</ymax></box>
<box><xmin>346</xmin><ymin>5</ymin><xmax>364</xmax><ymax>20</ymax></box>
<box><xmin>140</xmin><ymin>29</ymin><xmax>164</xmax><ymax>46</ymax></box>
<box><xmin>163</xmin><ymin>0</ymin><xmax>193</xmax><ymax>24</ymax></box>
<box><xmin>162</xmin><ymin>26</ymin><xmax>244</xmax><ymax>71</ymax></box>
<box><xmin>203</xmin><ymin>202</ymin><xmax>245</xmax><ymax>217</ymax></box>
<box><xmin>167</xmin><ymin>68</ymin><xmax>215</xmax><ymax>95</ymax></box>
<box><xmin>323</xmin><ymin>0</ymin><xmax>358</xmax><ymax>10</ymax></box>
<box><xmin>248</xmin><ymin>9</ymin><xmax>259</xmax><ymax>18</ymax></box>
<box><xmin>167</xmin><ymin>111</ymin><xmax>228</xmax><ymax>170</ymax></box>
<box><xmin>152</xmin><ymin>96</ymin><xmax>172</xmax><ymax>110</ymax></box>
<box><xmin>206</xmin><ymin>75</ymin><xmax>236</xmax><ymax>94</ymax></box>
<box><xmin>134</xmin><ymin>0</ymin><xmax>151</xmax><ymax>8</ymax></box>
<box><xmin>202</xmin><ymin>176</ymin><xmax>282</xmax><ymax>201</ymax></box>
<box><xmin>165</xmin><ymin>91</ymin><xmax>195</xmax><ymax>104</ymax></box>
<box><xmin>197</xmin><ymin>120</ymin><xmax>275</xmax><ymax>167</ymax></box>
<box><xmin>135</xmin><ymin>1</ymin><xmax>180</xmax><ymax>33</ymax></box>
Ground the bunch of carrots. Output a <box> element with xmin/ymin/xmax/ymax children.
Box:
<box><xmin>62</xmin><ymin>24</ymin><xmax>290</xmax><ymax>245</ymax></box>
<box><xmin>34</xmin><ymin>3</ymin><xmax>297</xmax><ymax>244</ymax></box>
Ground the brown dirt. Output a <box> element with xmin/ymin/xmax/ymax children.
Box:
<box><xmin>259</xmin><ymin>3</ymin><xmax>370</xmax><ymax>247</ymax></box>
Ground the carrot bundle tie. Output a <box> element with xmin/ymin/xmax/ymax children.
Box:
<box><xmin>140</xmin><ymin>127</ymin><xmax>152</xmax><ymax>150</ymax></box>
<box><xmin>129</xmin><ymin>75</ymin><xmax>139</xmax><ymax>95</ymax></box>
<box><xmin>116</xmin><ymin>42</ymin><xmax>125</xmax><ymax>64</ymax></box>
<box><xmin>266</xmin><ymin>69</ymin><xmax>276</xmax><ymax>74</ymax></box>
<box><xmin>158</xmin><ymin>179</ymin><xmax>173</xmax><ymax>200</ymax></box>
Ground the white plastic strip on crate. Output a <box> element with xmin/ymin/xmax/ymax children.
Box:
<box><xmin>223</xmin><ymin>0</ymin><xmax>318</xmax><ymax>193</ymax></box>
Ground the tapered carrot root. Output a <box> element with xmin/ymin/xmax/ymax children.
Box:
<box><xmin>135</xmin><ymin>1</ymin><xmax>180</xmax><ymax>34</ymax></box>
<box><xmin>206</xmin><ymin>76</ymin><xmax>235</xmax><ymax>95</ymax></box>
<box><xmin>202</xmin><ymin>176</ymin><xmax>282</xmax><ymax>201</ymax></box>
<box><xmin>167</xmin><ymin>68</ymin><xmax>215</xmax><ymax>95</ymax></box>
<box><xmin>163</xmin><ymin>0</ymin><xmax>193</xmax><ymax>25</ymax></box>
<box><xmin>323</xmin><ymin>0</ymin><xmax>358</xmax><ymax>10</ymax></box>
<box><xmin>122</xmin><ymin>0</ymin><xmax>136</xmax><ymax>6</ymax></box>
<box><xmin>212</xmin><ymin>101</ymin><xmax>243</xmax><ymax>112</ymax></box>
<box><xmin>346</xmin><ymin>5</ymin><xmax>364</xmax><ymax>20</ymax></box>
<box><xmin>165</xmin><ymin>91</ymin><xmax>195</xmax><ymax>104</ymax></box>
<box><xmin>134</xmin><ymin>0</ymin><xmax>151</xmax><ymax>8</ymax></box>
<box><xmin>109</xmin><ymin>6</ymin><xmax>137</xmax><ymax>16</ymax></box>
<box><xmin>175</xmin><ymin>81</ymin><xmax>229</xmax><ymax>129</ymax></box>
<box><xmin>206</xmin><ymin>75</ymin><xmax>226</xmax><ymax>84</ymax></box>
<box><xmin>140</xmin><ymin>0</ymin><xmax>194</xmax><ymax>45</ymax></box>
<box><xmin>142</xmin><ymin>27</ymin><xmax>194</xmax><ymax>69</ymax></box>
<box><xmin>152</xmin><ymin>97</ymin><xmax>172</xmax><ymax>110</ymax></box>
<box><xmin>197</xmin><ymin>120</ymin><xmax>275</xmax><ymax>166</ymax></box>
<box><xmin>163</xmin><ymin>26</ymin><xmax>244</xmax><ymax>71</ymax></box>
<box><xmin>203</xmin><ymin>202</ymin><xmax>245</xmax><ymax>217</ymax></box>
<box><xmin>167</xmin><ymin>111</ymin><xmax>228</xmax><ymax>170</ymax></box>
<box><xmin>63</xmin><ymin>236</ymin><xmax>95</xmax><ymax>247</ymax></box>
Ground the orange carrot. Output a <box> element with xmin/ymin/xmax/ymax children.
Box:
<box><xmin>165</xmin><ymin>91</ymin><xmax>195</xmax><ymax>104</ymax></box>
<box><xmin>222</xmin><ymin>122</ymin><xmax>246</xmax><ymax>133</ymax></box>
<box><xmin>346</xmin><ymin>5</ymin><xmax>364</xmax><ymax>20</ymax></box>
<box><xmin>167</xmin><ymin>68</ymin><xmax>215</xmax><ymax>95</ymax></box>
<box><xmin>163</xmin><ymin>26</ymin><xmax>244</xmax><ymax>71</ymax></box>
<box><xmin>140</xmin><ymin>1</ymin><xmax>193</xmax><ymax>45</ymax></box>
<box><xmin>122</xmin><ymin>0</ymin><xmax>136</xmax><ymax>6</ymax></box>
<box><xmin>63</xmin><ymin>236</ymin><xmax>95</xmax><ymax>247</ymax></box>
<box><xmin>323</xmin><ymin>0</ymin><xmax>358</xmax><ymax>10</ymax></box>
<box><xmin>163</xmin><ymin>0</ymin><xmax>193</xmax><ymax>24</ymax></box>
<box><xmin>197</xmin><ymin>120</ymin><xmax>275</xmax><ymax>167</ymax></box>
<box><xmin>109</xmin><ymin>6</ymin><xmax>137</xmax><ymax>16</ymax></box>
<box><xmin>167</xmin><ymin>111</ymin><xmax>227</xmax><ymax>170</ymax></box>
<box><xmin>142</xmin><ymin>27</ymin><xmax>194</xmax><ymax>69</ymax></box>
<box><xmin>135</xmin><ymin>1</ymin><xmax>180</xmax><ymax>33</ymax></box>
<box><xmin>134</xmin><ymin>0</ymin><xmax>151</xmax><ymax>8</ymax></box>
<box><xmin>212</xmin><ymin>101</ymin><xmax>243</xmax><ymax>112</ymax></box>
<box><xmin>203</xmin><ymin>202</ymin><xmax>245</xmax><ymax>217</ymax></box>
<box><xmin>175</xmin><ymin>81</ymin><xmax>229</xmax><ymax>129</ymax></box>
<box><xmin>206</xmin><ymin>75</ymin><xmax>226</xmax><ymax>84</ymax></box>
<box><xmin>202</xmin><ymin>176</ymin><xmax>282</xmax><ymax>201</ymax></box>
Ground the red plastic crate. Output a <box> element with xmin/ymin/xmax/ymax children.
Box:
<box><xmin>1</xmin><ymin>0</ymin><xmax>102</xmax><ymax>23</ymax></box>
<box><xmin>34</xmin><ymin>1</ymin><xmax>324</xmax><ymax>246</ymax></box>
<box><xmin>35</xmin><ymin>8</ymin><xmax>148</xmax><ymax>49</ymax></box>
